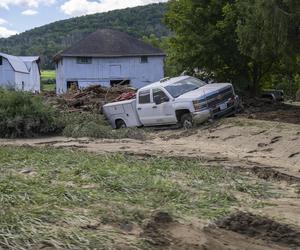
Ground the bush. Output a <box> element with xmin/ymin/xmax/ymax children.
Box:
<box><xmin>0</xmin><ymin>90</ymin><xmax>62</xmax><ymax>138</ymax></box>
<box><xmin>60</xmin><ymin>112</ymin><xmax>146</xmax><ymax>140</ymax></box>
<box><xmin>0</xmin><ymin>90</ymin><xmax>146</xmax><ymax>140</ymax></box>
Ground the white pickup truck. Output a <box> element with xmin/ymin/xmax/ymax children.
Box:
<box><xmin>103</xmin><ymin>76</ymin><xmax>239</xmax><ymax>129</ymax></box>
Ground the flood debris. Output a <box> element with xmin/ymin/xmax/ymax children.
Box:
<box><xmin>43</xmin><ymin>85</ymin><xmax>136</xmax><ymax>112</ymax></box>
<box><xmin>241</xmin><ymin>97</ymin><xmax>300</xmax><ymax>124</ymax></box>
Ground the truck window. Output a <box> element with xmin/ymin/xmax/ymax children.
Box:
<box><xmin>139</xmin><ymin>90</ymin><xmax>151</xmax><ymax>104</ymax></box>
<box><xmin>153</xmin><ymin>88</ymin><xmax>169</xmax><ymax>103</ymax></box>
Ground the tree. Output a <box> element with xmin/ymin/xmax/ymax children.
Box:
<box><xmin>165</xmin><ymin>0</ymin><xmax>300</xmax><ymax>95</ymax></box>
<box><xmin>236</xmin><ymin>0</ymin><xmax>300</xmax><ymax>94</ymax></box>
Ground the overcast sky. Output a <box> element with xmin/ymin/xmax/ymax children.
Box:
<box><xmin>0</xmin><ymin>0</ymin><xmax>168</xmax><ymax>38</ymax></box>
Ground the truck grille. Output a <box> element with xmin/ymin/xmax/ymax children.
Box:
<box><xmin>205</xmin><ymin>86</ymin><xmax>234</xmax><ymax>108</ymax></box>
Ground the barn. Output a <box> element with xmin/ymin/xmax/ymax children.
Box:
<box><xmin>0</xmin><ymin>52</ymin><xmax>41</xmax><ymax>92</ymax></box>
<box><xmin>54</xmin><ymin>29</ymin><xmax>165</xmax><ymax>94</ymax></box>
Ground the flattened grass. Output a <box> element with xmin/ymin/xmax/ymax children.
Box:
<box><xmin>0</xmin><ymin>146</ymin><xmax>276</xmax><ymax>249</ymax></box>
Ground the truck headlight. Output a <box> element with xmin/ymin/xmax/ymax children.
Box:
<box><xmin>193</xmin><ymin>100</ymin><xmax>207</xmax><ymax>111</ymax></box>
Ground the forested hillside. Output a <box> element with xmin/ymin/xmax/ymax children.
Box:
<box><xmin>0</xmin><ymin>3</ymin><xmax>169</xmax><ymax>69</ymax></box>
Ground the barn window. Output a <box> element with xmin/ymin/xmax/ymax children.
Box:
<box><xmin>141</xmin><ymin>56</ymin><xmax>148</xmax><ymax>63</ymax></box>
<box><xmin>0</xmin><ymin>57</ymin><xmax>2</xmax><ymax>65</ymax></box>
<box><xmin>76</xmin><ymin>57</ymin><xmax>92</xmax><ymax>64</ymax></box>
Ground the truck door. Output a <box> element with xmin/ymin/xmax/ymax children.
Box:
<box><xmin>152</xmin><ymin>88</ymin><xmax>176</xmax><ymax>124</ymax></box>
<box><xmin>136</xmin><ymin>89</ymin><xmax>157</xmax><ymax>125</ymax></box>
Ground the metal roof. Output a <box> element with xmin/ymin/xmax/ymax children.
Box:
<box><xmin>0</xmin><ymin>53</ymin><xmax>40</xmax><ymax>74</ymax></box>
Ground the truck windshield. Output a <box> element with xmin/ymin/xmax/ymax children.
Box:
<box><xmin>164</xmin><ymin>77</ymin><xmax>207</xmax><ymax>98</ymax></box>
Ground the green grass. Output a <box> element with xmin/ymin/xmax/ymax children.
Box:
<box><xmin>0</xmin><ymin>90</ymin><xmax>62</xmax><ymax>138</ymax></box>
<box><xmin>42</xmin><ymin>83</ymin><xmax>55</xmax><ymax>91</ymax></box>
<box><xmin>0</xmin><ymin>146</ymin><xmax>277</xmax><ymax>249</ymax></box>
<box><xmin>41</xmin><ymin>70</ymin><xmax>55</xmax><ymax>80</ymax></box>
<box><xmin>41</xmin><ymin>70</ymin><xmax>56</xmax><ymax>92</ymax></box>
<box><xmin>60</xmin><ymin>112</ymin><xmax>147</xmax><ymax>140</ymax></box>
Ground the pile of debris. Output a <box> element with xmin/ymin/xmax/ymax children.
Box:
<box><xmin>44</xmin><ymin>85</ymin><xmax>136</xmax><ymax>112</ymax></box>
<box><xmin>239</xmin><ymin>97</ymin><xmax>300</xmax><ymax>124</ymax></box>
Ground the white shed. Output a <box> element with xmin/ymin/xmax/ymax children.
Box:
<box><xmin>0</xmin><ymin>52</ymin><xmax>41</xmax><ymax>92</ymax></box>
<box><xmin>54</xmin><ymin>29</ymin><xmax>165</xmax><ymax>94</ymax></box>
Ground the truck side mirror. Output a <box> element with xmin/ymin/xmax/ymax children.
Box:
<box><xmin>154</xmin><ymin>95</ymin><xmax>162</xmax><ymax>105</ymax></box>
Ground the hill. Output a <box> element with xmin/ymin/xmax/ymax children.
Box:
<box><xmin>0</xmin><ymin>3</ymin><xmax>169</xmax><ymax>69</ymax></box>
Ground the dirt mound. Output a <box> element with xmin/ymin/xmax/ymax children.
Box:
<box><xmin>44</xmin><ymin>85</ymin><xmax>136</xmax><ymax>112</ymax></box>
<box><xmin>142</xmin><ymin>212</ymin><xmax>174</xmax><ymax>247</ymax></box>
<box><xmin>241</xmin><ymin>98</ymin><xmax>300</xmax><ymax>124</ymax></box>
<box><xmin>216</xmin><ymin>212</ymin><xmax>300</xmax><ymax>248</ymax></box>
<box><xmin>251</xmin><ymin>166</ymin><xmax>300</xmax><ymax>183</ymax></box>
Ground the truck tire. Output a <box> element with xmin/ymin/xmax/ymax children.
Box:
<box><xmin>116</xmin><ymin>119</ymin><xmax>127</xmax><ymax>129</ymax></box>
<box><xmin>180</xmin><ymin>113</ymin><xmax>193</xmax><ymax>129</ymax></box>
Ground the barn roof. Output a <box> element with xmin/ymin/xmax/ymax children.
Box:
<box><xmin>54</xmin><ymin>29</ymin><xmax>165</xmax><ymax>61</ymax></box>
<box><xmin>0</xmin><ymin>52</ymin><xmax>29</xmax><ymax>73</ymax></box>
<box><xmin>19</xmin><ymin>56</ymin><xmax>40</xmax><ymax>71</ymax></box>
<box><xmin>0</xmin><ymin>53</ymin><xmax>40</xmax><ymax>73</ymax></box>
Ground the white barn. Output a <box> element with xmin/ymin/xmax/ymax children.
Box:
<box><xmin>0</xmin><ymin>52</ymin><xmax>41</xmax><ymax>92</ymax></box>
<box><xmin>54</xmin><ymin>29</ymin><xmax>165</xmax><ymax>94</ymax></box>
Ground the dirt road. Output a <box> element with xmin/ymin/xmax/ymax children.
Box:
<box><xmin>1</xmin><ymin>117</ymin><xmax>299</xmax><ymax>180</ymax></box>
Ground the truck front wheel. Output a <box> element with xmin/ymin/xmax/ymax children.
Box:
<box><xmin>180</xmin><ymin>113</ymin><xmax>193</xmax><ymax>129</ymax></box>
<box><xmin>116</xmin><ymin>119</ymin><xmax>127</xmax><ymax>129</ymax></box>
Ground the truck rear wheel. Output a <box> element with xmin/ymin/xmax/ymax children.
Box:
<box><xmin>116</xmin><ymin>119</ymin><xmax>127</xmax><ymax>129</ymax></box>
<box><xmin>180</xmin><ymin>113</ymin><xmax>193</xmax><ymax>129</ymax></box>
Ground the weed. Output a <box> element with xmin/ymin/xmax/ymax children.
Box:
<box><xmin>60</xmin><ymin>112</ymin><xmax>147</xmax><ymax>140</ymax></box>
<box><xmin>0</xmin><ymin>146</ymin><xmax>277</xmax><ymax>249</ymax></box>
<box><xmin>0</xmin><ymin>90</ymin><xmax>63</xmax><ymax>138</ymax></box>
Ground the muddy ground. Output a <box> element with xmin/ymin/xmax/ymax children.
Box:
<box><xmin>1</xmin><ymin>114</ymin><xmax>299</xmax><ymax>250</ymax></box>
<box><xmin>2</xmin><ymin>117</ymin><xmax>299</xmax><ymax>180</ymax></box>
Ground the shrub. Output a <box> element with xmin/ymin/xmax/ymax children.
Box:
<box><xmin>0</xmin><ymin>90</ymin><xmax>63</xmax><ymax>138</ymax></box>
<box><xmin>0</xmin><ymin>90</ymin><xmax>146</xmax><ymax>140</ymax></box>
<box><xmin>60</xmin><ymin>112</ymin><xmax>146</xmax><ymax>140</ymax></box>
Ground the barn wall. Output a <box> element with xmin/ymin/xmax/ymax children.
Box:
<box><xmin>56</xmin><ymin>56</ymin><xmax>165</xmax><ymax>94</ymax></box>
<box><xmin>27</xmin><ymin>61</ymin><xmax>40</xmax><ymax>92</ymax></box>
<box><xmin>56</xmin><ymin>60</ymin><xmax>65</xmax><ymax>94</ymax></box>
<box><xmin>0</xmin><ymin>57</ymin><xmax>16</xmax><ymax>89</ymax></box>
<box><xmin>15</xmin><ymin>72</ymin><xmax>30</xmax><ymax>91</ymax></box>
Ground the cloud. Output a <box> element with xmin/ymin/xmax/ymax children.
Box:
<box><xmin>61</xmin><ymin>0</ymin><xmax>168</xmax><ymax>16</ymax></box>
<box><xmin>0</xmin><ymin>18</ymin><xmax>8</xmax><ymax>25</ymax></box>
<box><xmin>22</xmin><ymin>9</ymin><xmax>38</xmax><ymax>15</ymax></box>
<box><xmin>0</xmin><ymin>26</ymin><xmax>18</xmax><ymax>38</ymax></box>
<box><xmin>0</xmin><ymin>18</ymin><xmax>17</xmax><ymax>38</ymax></box>
<box><xmin>0</xmin><ymin>0</ymin><xmax>55</xmax><ymax>10</ymax></box>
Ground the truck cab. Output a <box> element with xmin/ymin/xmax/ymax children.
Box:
<box><xmin>103</xmin><ymin>76</ymin><xmax>239</xmax><ymax>129</ymax></box>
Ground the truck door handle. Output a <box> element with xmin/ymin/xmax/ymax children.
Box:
<box><xmin>152</xmin><ymin>106</ymin><xmax>157</xmax><ymax>109</ymax></box>
<box><xmin>137</xmin><ymin>107</ymin><xmax>142</xmax><ymax>110</ymax></box>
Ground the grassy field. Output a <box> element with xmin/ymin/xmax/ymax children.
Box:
<box><xmin>0</xmin><ymin>146</ymin><xmax>277</xmax><ymax>249</ymax></box>
<box><xmin>41</xmin><ymin>70</ymin><xmax>55</xmax><ymax>92</ymax></box>
<box><xmin>41</xmin><ymin>70</ymin><xmax>55</xmax><ymax>80</ymax></box>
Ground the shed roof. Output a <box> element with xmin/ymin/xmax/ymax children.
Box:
<box><xmin>54</xmin><ymin>29</ymin><xmax>165</xmax><ymax>61</ymax></box>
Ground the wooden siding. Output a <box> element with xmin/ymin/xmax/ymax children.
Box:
<box><xmin>56</xmin><ymin>56</ymin><xmax>164</xmax><ymax>94</ymax></box>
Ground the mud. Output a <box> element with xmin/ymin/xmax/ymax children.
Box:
<box><xmin>0</xmin><ymin>117</ymin><xmax>299</xmax><ymax>181</ymax></box>
<box><xmin>250</xmin><ymin>165</ymin><xmax>300</xmax><ymax>183</ymax></box>
<box><xmin>216</xmin><ymin>212</ymin><xmax>300</xmax><ymax>248</ymax></box>
<box><xmin>141</xmin><ymin>212</ymin><xmax>296</xmax><ymax>250</ymax></box>
<box><xmin>241</xmin><ymin>99</ymin><xmax>300</xmax><ymax>125</ymax></box>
